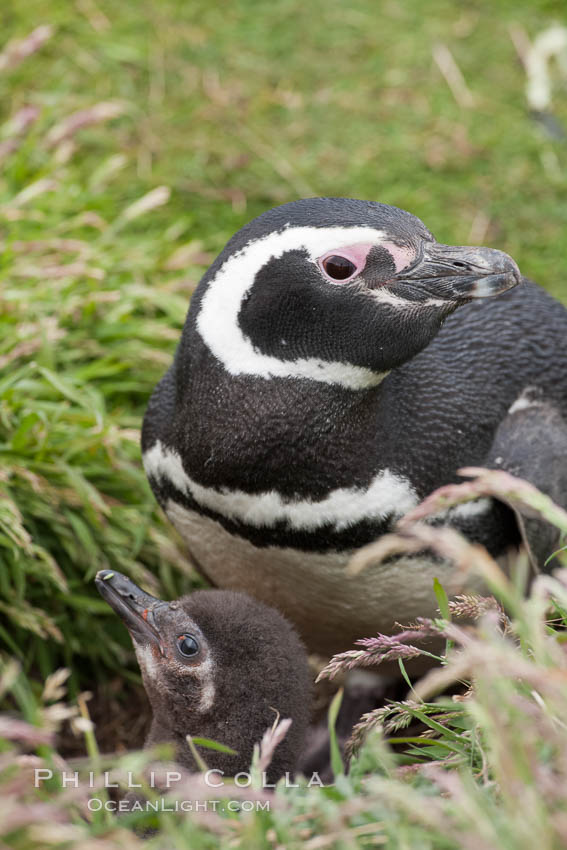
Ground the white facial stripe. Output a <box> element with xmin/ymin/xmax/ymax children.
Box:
<box><xmin>421</xmin><ymin>297</ymin><xmax>449</xmax><ymax>307</ymax></box>
<box><xmin>144</xmin><ymin>440</ymin><xmax>418</xmax><ymax>532</ymax></box>
<box><xmin>197</xmin><ymin>225</ymin><xmax>392</xmax><ymax>390</ymax></box>
<box><xmin>368</xmin><ymin>287</ymin><xmax>447</xmax><ymax>309</ymax></box>
<box><xmin>368</xmin><ymin>288</ymin><xmax>411</xmax><ymax>308</ymax></box>
<box><xmin>191</xmin><ymin>652</ymin><xmax>215</xmax><ymax>713</ymax></box>
<box><xmin>136</xmin><ymin>632</ymin><xmax>216</xmax><ymax>714</ymax></box>
<box><xmin>134</xmin><ymin>643</ymin><xmax>160</xmax><ymax>679</ymax></box>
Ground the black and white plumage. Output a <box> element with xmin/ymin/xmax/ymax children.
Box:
<box><xmin>142</xmin><ymin>198</ymin><xmax>567</xmax><ymax>655</ymax></box>
<box><xmin>95</xmin><ymin>570</ymin><xmax>311</xmax><ymax>783</ymax></box>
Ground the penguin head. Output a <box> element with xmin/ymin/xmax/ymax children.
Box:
<box><xmin>190</xmin><ymin>198</ymin><xmax>521</xmax><ymax>389</ymax></box>
<box><xmin>95</xmin><ymin>570</ymin><xmax>311</xmax><ymax>779</ymax></box>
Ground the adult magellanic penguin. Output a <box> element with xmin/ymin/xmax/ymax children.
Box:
<box><xmin>142</xmin><ymin>198</ymin><xmax>567</xmax><ymax>656</ymax></box>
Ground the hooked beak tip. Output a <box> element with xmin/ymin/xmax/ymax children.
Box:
<box><xmin>469</xmin><ymin>268</ymin><xmax>521</xmax><ymax>298</ymax></box>
<box><xmin>95</xmin><ymin>570</ymin><xmax>166</xmax><ymax>655</ymax></box>
<box><xmin>402</xmin><ymin>242</ymin><xmax>523</xmax><ymax>302</ymax></box>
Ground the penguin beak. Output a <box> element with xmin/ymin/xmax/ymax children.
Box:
<box><xmin>397</xmin><ymin>242</ymin><xmax>522</xmax><ymax>300</ymax></box>
<box><xmin>95</xmin><ymin>570</ymin><xmax>168</xmax><ymax>656</ymax></box>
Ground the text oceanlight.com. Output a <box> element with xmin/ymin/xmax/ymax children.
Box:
<box><xmin>89</xmin><ymin>798</ymin><xmax>272</xmax><ymax>813</ymax></box>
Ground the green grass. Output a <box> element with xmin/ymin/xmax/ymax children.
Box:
<box><xmin>2</xmin><ymin>0</ymin><xmax>567</xmax><ymax>846</ymax></box>
<box><xmin>4</xmin><ymin>526</ymin><xmax>567</xmax><ymax>849</ymax></box>
<box><xmin>2</xmin><ymin>0</ymin><xmax>567</xmax><ymax>683</ymax></box>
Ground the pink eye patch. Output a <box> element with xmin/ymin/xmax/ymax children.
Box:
<box><xmin>318</xmin><ymin>242</ymin><xmax>416</xmax><ymax>284</ymax></box>
<box><xmin>382</xmin><ymin>242</ymin><xmax>416</xmax><ymax>273</ymax></box>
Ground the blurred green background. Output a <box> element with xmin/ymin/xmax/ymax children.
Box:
<box><xmin>1</xmin><ymin>0</ymin><xmax>567</xmax><ymax>692</ymax></box>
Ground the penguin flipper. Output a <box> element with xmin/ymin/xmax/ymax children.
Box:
<box><xmin>485</xmin><ymin>388</ymin><xmax>567</xmax><ymax>571</ymax></box>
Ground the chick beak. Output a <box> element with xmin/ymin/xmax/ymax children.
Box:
<box><xmin>398</xmin><ymin>242</ymin><xmax>522</xmax><ymax>301</ymax></box>
<box><xmin>95</xmin><ymin>570</ymin><xmax>168</xmax><ymax>656</ymax></box>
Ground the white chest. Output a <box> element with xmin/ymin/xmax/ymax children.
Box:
<box><xmin>165</xmin><ymin>500</ymin><xmax>480</xmax><ymax>657</ymax></box>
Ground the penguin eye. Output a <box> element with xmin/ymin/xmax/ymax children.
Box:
<box><xmin>321</xmin><ymin>255</ymin><xmax>357</xmax><ymax>281</ymax></box>
<box><xmin>318</xmin><ymin>244</ymin><xmax>371</xmax><ymax>283</ymax></box>
<box><xmin>177</xmin><ymin>634</ymin><xmax>199</xmax><ymax>657</ymax></box>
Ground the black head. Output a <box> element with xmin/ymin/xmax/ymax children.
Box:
<box><xmin>95</xmin><ymin>571</ymin><xmax>311</xmax><ymax>782</ymax></box>
<box><xmin>189</xmin><ymin>197</ymin><xmax>521</xmax><ymax>389</ymax></box>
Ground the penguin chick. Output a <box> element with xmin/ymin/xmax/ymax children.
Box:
<box><xmin>95</xmin><ymin>570</ymin><xmax>311</xmax><ymax>784</ymax></box>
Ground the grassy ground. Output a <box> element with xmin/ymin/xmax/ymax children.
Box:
<box><xmin>2</xmin><ymin>0</ymin><xmax>567</xmax><ymax>847</ymax></box>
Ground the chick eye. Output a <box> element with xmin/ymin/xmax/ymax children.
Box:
<box><xmin>177</xmin><ymin>634</ymin><xmax>199</xmax><ymax>657</ymax></box>
<box><xmin>321</xmin><ymin>255</ymin><xmax>357</xmax><ymax>281</ymax></box>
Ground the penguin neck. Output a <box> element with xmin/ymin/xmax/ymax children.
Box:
<box><xmin>177</xmin><ymin>341</ymin><xmax>396</xmax><ymax>498</ymax></box>
<box><xmin>145</xmin><ymin>713</ymin><xmax>211</xmax><ymax>770</ymax></box>
<box><xmin>145</xmin><ymin>699</ymin><xmax>259</xmax><ymax>777</ymax></box>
